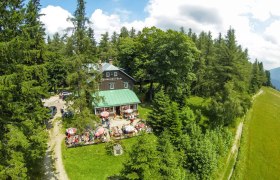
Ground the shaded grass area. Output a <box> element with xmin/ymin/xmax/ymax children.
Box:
<box><xmin>62</xmin><ymin>137</ymin><xmax>138</xmax><ymax>180</ymax></box>
<box><xmin>232</xmin><ymin>87</ymin><xmax>280</xmax><ymax>179</ymax></box>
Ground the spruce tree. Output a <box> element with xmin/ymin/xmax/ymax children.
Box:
<box><xmin>0</xmin><ymin>0</ymin><xmax>48</xmax><ymax>178</ymax></box>
<box><xmin>147</xmin><ymin>90</ymin><xmax>182</xmax><ymax>145</ymax></box>
<box><xmin>147</xmin><ymin>89</ymin><xmax>172</xmax><ymax>135</ymax></box>
<box><xmin>121</xmin><ymin>134</ymin><xmax>161</xmax><ymax>180</ymax></box>
<box><xmin>157</xmin><ymin>131</ymin><xmax>185</xmax><ymax>180</ymax></box>
<box><xmin>250</xmin><ymin>59</ymin><xmax>261</xmax><ymax>93</ymax></box>
<box><xmin>66</xmin><ymin>0</ymin><xmax>99</xmax><ymax>131</ymax></box>
<box><xmin>46</xmin><ymin>33</ymin><xmax>68</xmax><ymax>91</ymax></box>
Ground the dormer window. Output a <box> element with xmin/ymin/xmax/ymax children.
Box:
<box><xmin>106</xmin><ymin>72</ymin><xmax>110</xmax><ymax>77</ymax></box>
<box><xmin>114</xmin><ymin>71</ymin><xmax>118</xmax><ymax>77</ymax></box>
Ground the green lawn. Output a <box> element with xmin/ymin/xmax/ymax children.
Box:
<box><xmin>62</xmin><ymin>137</ymin><xmax>138</xmax><ymax>180</ymax></box>
<box><xmin>233</xmin><ymin>87</ymin><xmax>280</xmax><ymax>179</ymax></box>
<box><xmin>138</xmin><ymin>103</ymin><xmax>152</xmax><ymax>120</ymax></box>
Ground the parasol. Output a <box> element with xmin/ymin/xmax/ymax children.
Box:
<box><xmin>66</xmin><ymin>128</ymin><xmax>77</xmax><ymax>135</ymax></box>
<box><xmin>124</xmin><ymin>108</ymin><xmax>133</xmax><ymax>113</ymax></box>
<box><xmin>95</xmin><ymin>127</ymin><xmax>105</xmax><ymax>137</ymax></box>
<box><xmin>100</xmin><ymin>111</ymin><xmax>109</xmax><ymax>117</ymax></box>
<box><xmin>124</xmin><ymin>125</ymin><xmax>135</xmax><ymax>132</ymax></box>
<box><xmin>137</xmin><ymin>123</ymin><xmax>145</xmax><ymax>128</ymax></box>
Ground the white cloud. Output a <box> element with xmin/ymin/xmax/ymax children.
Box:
<box><xmin>40</xmin><ymin>5</ymin><xmax>73</xmax><ymax>36</ymax></box>
<box><xmin>248</xmin><ymin>0</ymin><xmax>280</xmax><ymax>21</ymax></box>
<box><xmin>89</xmin><ymin>9</ymin><xmax>122</xmax><ymax>41</ymax></box>
<box><xmin>264</xmin><ymin>21</ymin><xmax>280</xmax><ymax>44</ymax></box>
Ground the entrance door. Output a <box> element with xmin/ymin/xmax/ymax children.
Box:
<box><xmin>116</xmin><ymin>106</ymin><xmax>120</xmax><ymax>115</ymax></box>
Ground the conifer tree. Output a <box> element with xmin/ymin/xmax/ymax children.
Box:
<box><xmin>120</xmin><ymin>26</ymin><xmax>129</xmax><ymax>38</ymax></box>
<box><xmin>0</xmin><ymin>0</ymin><xmax>48</xmax><ymax>178</ymax></box>
<box><xmin>121</xmin><ymin>134</ymin><xmax>161</xmax><ymax>180</ymax></box>
<box><xmin>66</xmin><ymin>0</ymin><xmax>99</xmax><ymax>131</ymax></box>
<box><xmin>157</xmin><ymin>131</ymin><xmax>185</xmax><ymax>180</ymax></box>
<box><xmin>147</xmin><ymin>89</ymin><xmax>172</xmax><ymax>135</ymax></box>
<box><xmin>250</xmin><ymin>59</ymin><xmax>261</xmax><ymax>93</ymax></box>
<box><xmin>147</xmin><ymin>90</ymin><xmax>182</xmax><ymax>145</ymax></box>
<box><xmin>129</xmin><ymin>27</ymin><xmax>136</xmax><ymax>38</ymax></box>
<box><xmin>46</xmin><ymin>33</ymin><xmax>68</xmax><ymax>91</ymax></box>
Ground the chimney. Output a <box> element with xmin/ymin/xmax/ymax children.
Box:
<box><xmin>109</xmin><ymin>59</ymin><xmax>113</xmax><ymax>65</ymax></box>
<box><xmin>98</xmin><ymin>60</ymin><xmax>102</xmax><ymax>71</ymax></box>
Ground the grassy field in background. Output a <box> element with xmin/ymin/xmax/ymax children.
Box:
<box><xmin>233</xmin><ymin>87</ymin><xmax>280</xmax><ymax>179</ymax></box>
<box><xmin>62</xmin><ymin>137</ymin><xmax>137</xmax><ymax>180</ymax></box>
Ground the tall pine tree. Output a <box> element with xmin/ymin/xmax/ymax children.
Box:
<box><xmin>121</xmin><ymin>134</ymin><xmax>161</xmax><ymax>180</ymax></box>
<box><xmin>65</xmin><ymin>0</ymin><xmax>99</xmax><ymax>131</ymax></box>
<box><xmin>0</xmin><ymin>0</ymin><xmax>48</xmax><ymax>178</ymax></box>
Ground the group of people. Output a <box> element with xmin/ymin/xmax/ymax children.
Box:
<box><xmin>65</xmin><ymin>117</ymin><xmax>151</xmax><ymax>147</ymax></box>
<box><xmin>65</xmin><ymin>131</ymin><xmax>95</xmax><ymax>147</ymax></box>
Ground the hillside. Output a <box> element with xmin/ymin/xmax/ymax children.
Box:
<box><xmin>270</xmin><ymin>67</ymin><xmax>280</xmax><ymax>90</ymax></box>
<box><xmin>232</xmin><ymin>87</ymin><xmax>280</xmax><ymax>179</ymax></box>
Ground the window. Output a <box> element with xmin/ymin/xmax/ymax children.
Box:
<box><xmin>106</xmin><ymin>72</ymin><xmax>110</xmax><ymax>77</ymax></box>
<box><xmin>124</xmin><ymin>82</ymin><xmax>128</xmax><ymax>88</ymax></box>
<box><xmin>109</xmin><ymin>82</ymin><xmax>115</xmax><ymax>89</ymax></box>
<box><xmin>114</xmin><ymin>71</ymin><xmax>118</xmax><ymax>77</ymax></box>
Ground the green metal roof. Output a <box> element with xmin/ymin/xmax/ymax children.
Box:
<box><xmin>93</xmin><ymin>89</ymin><xmax>141</xmax><ymax>108</ymax></box>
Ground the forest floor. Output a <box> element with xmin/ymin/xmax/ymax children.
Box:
<box><xmin>43</xmin><ymin>95</ymin><xmax>68</xmax><ymax>180</ymax></box>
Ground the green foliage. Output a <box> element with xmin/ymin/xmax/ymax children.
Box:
<box><xmin>121</xmin><ymin>133</ymin><xmax>161</xmax><ymax>180</ymax></box>
<box><xmin>181</xmin><ymin>123</ymin><xmax>232</xmax><ymax>179</ymax></box>
<box><xmin>117</xmin><ymin>37</ymin><xmax>139</xmax><ymax>75</ymax></box>
<box><xmin>157</xmin><ymin>131</ymin><xmax>185</xmax><ymax>180</ymax></box>
<box><xmin>45</xmin><ymin>33</ymin><xmax>68</xmax><ymax>91</ymax></box>
<box><xmin>0</xmin><ymin>0</ymin><xmax>48</xmax><ymax>178</ymax></box>
<box><xmin>147</xmin><ymin>90</ymin><xmax>182</xmax><ymax>144</ymax></box>
<box><xmin>187</xmin><ymin>132</ymin><xmax>218</xmax><ymax>179</ymax></box>
<box><xmin>63</xmin><ymin>107</ymin><xmax>98</xmax><ymax>133</ymax></box>
<box><xmin>180</xmin><ymin>106</ymin><xmax>197</xmax><ymax>132</ymax></box>
<box><xmin>249</xmin><ymin>60</ymin><xmax>268</xmax><ymax>93</ymax></box>
<box><xmin>0</xmin><ymin>0</ymin><xmax>273</xmax><ymax>178</ymax></box>
<box><xmin>64</xmin><ymin>0</ymin><xmax>100</xmax><ymax>132</ymax></box>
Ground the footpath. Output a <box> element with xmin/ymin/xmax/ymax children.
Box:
<box><xmin>43</xmin><ymin>95</ymin><xmax>68</xmax><ymax>180</ymax></box>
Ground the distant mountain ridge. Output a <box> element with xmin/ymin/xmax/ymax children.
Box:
<box><xmin>270</xmin><ymin>67</ymin><xmax>280</xmax><ymax>90</ymax></box>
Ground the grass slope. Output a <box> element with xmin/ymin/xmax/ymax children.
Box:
<box><xmin>233</xmin><ymin>87</ymin><xmax>280</xmax><ymax>179</ymax></box>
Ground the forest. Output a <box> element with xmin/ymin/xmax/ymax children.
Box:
<box><xmin>0</xmin><ymin>0</ymin><xmax>272</xmax><ymax>179</ymax></box>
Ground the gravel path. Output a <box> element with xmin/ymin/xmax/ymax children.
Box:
<box><xmin>43</xmin><ymin>95</ymin><xmax>68</xmax><ymax>180</ymax></box>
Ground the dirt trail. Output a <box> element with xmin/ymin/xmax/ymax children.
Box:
<box><xmin>225</xmin><ymin>89</ymin><xmax>263</xmax><ymax>180</ymax></box>
<box><xmin>43</xmin><ymin>95</ymin><xmax>68</xmax><ymax>180</ymax></box>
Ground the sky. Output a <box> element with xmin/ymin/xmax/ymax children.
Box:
<box><xmin>38</xmin><ymin>0</ymin><xmax>280</xmax><ymax>70</ymax></box>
